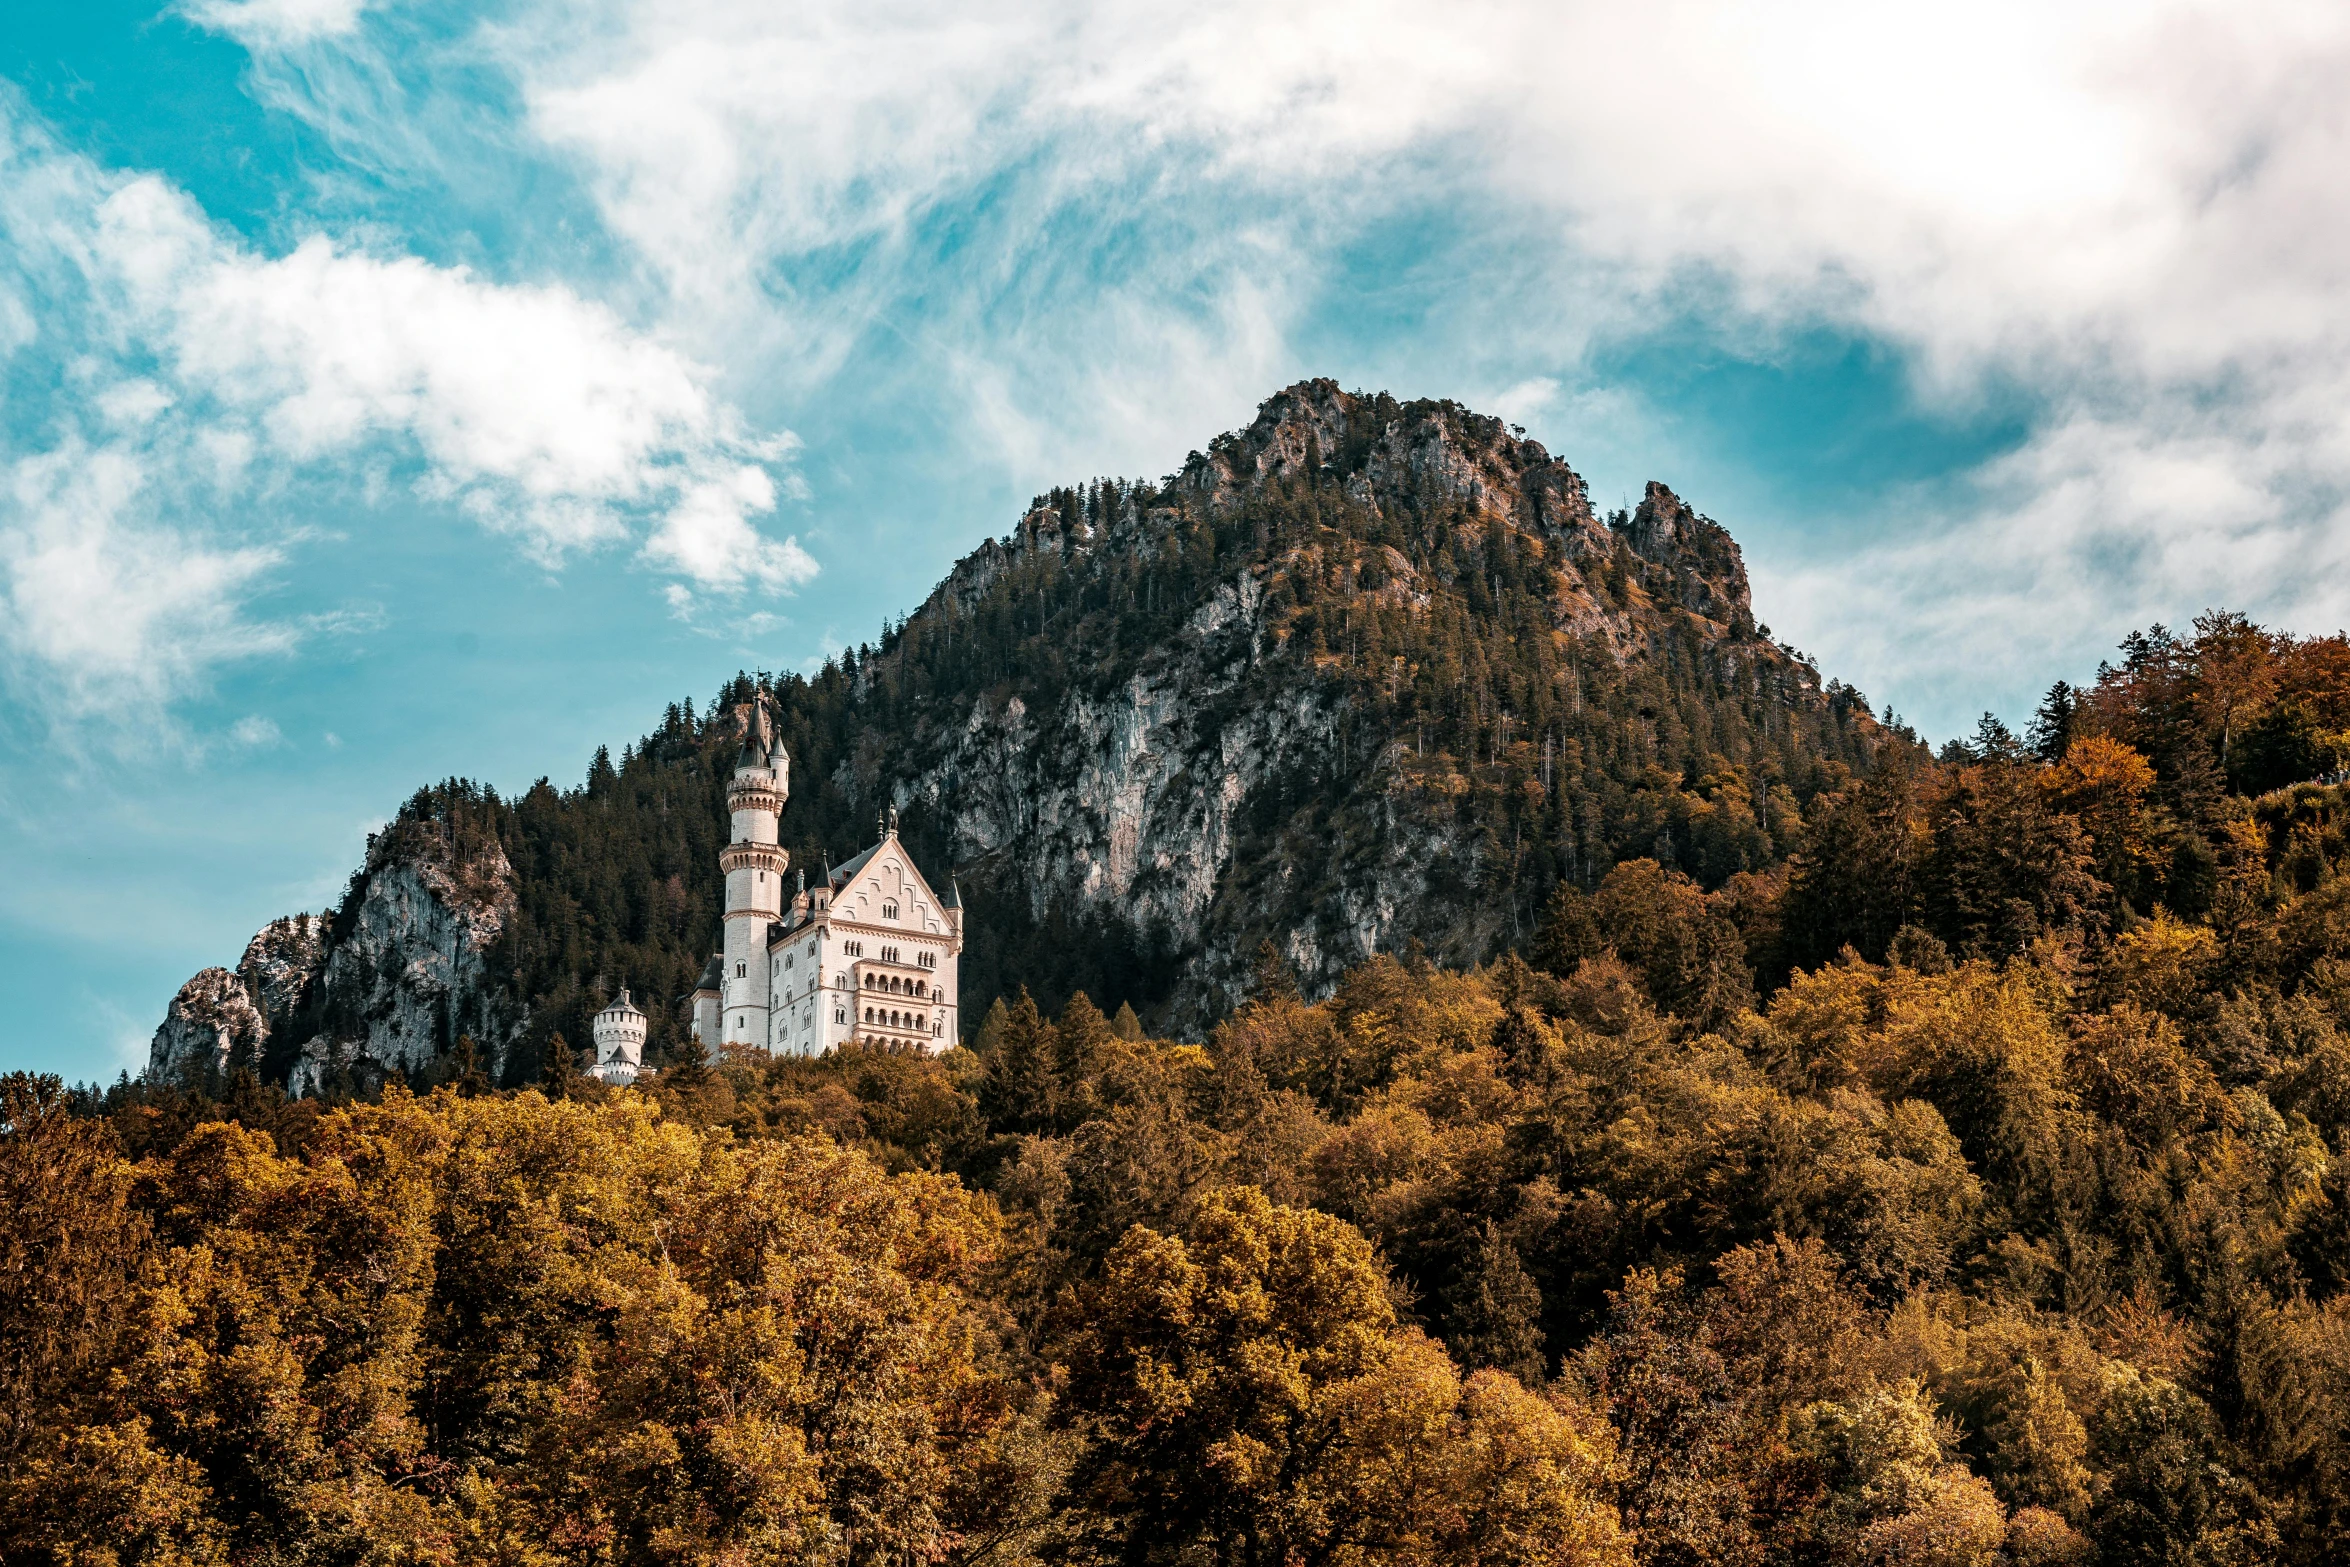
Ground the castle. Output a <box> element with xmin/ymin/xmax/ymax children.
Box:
<box><xmin>654</xmin><ymin>692</ymin><xmax>963</xmax><ymax>1066</ymax></box>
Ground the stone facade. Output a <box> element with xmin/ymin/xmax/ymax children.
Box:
<box><xmin>690</xmin><ymin>695</ymin><xmax>963</xmax><ymax>1060</ymax></box>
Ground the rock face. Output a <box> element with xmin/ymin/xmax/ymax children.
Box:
<box><xmin>240</xmin><ymin>914</ymin><xmax>327</xmax><ymax>1023</ymax></box>
<box><xmin>149</xmin><ymin>967</ymin><xmax>269</xmax><ymax>1081</ymax></box>
<box><xmin>156</xmin><ymin>807</ymin><xmax>522</xmax><ymax>1091</ymax></box>
<box><xmin>286</xmin><ymin>815</ymin><xmax>521</xmax><ymax>1094</ymax></box>
<box><xmin>148</xmin><ymin>913</ymin><xmax>328</xmax><ymax>1081</ymax></box>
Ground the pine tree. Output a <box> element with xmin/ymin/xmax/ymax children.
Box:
<box><xmin>1447</xmin><ymin>1221</ymin><xmax>1547</xmax><ymax>1387</ymax></box>
<box><xmin>977</xmin><ymin>990</ymin><xmax>1055</xmax><ymax>1135</ymax></box>
<box><xmin>539</xmin><ymin>1031</ymin><xmax>579</xmax><ymax>1098</ymax></box>
<box><xmin>2030</xmin><ymin>680</ymin><xmax>2079</xmax><ymax>761</ymax></box>
<box><xmin>662</xmin><ymin>1043</ymin><xmax>713</xmax><ymax>1093</ymax></box>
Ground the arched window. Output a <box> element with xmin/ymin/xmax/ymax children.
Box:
<box><xmin>735</xmin><ymin>962</ymin><xmax>746</xmax><ymax>978</ymax></box>
<box><xmin>915</xmin><ymin>980</ymin><xmax>926</xmax><ymax>997</ymax></box>
<box><xmin>882</xmin><ymin>902</ymin><xmax>898</xmax><ymax>919</ymax></box>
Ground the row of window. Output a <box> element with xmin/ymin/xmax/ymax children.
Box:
<box><xmin>864</xmin><ymin>972</ymin><xmax>929</xmax><ymax>998</ymax></box>
<box><xmin>862</xmin><ymin>1006</ymin><xmax>944</xmax><ymax>1036</ymax></box>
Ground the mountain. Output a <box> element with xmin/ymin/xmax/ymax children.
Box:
<box><xmin>148</xmin><ymin>380</ymin><xmax>1884</xmax><ymax>1089</ymax></box>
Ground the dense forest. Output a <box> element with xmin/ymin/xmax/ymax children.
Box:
<box><xmin>18</xmin><ymin>607</ymin><xmax>2350</xmax><ymax>1562</ymax></box>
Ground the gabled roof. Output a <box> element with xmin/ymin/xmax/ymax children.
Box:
<box><xmin>693</xmin><ymin>954</ymin><xmax>722</xmax><ymax>994</ymax></box>
<box><xmin>827</xmin><ymin>841</ymin><xmax>881</xmax><ymax>888</ymax></box>
<box><xmin>823</xmin><ymin>829</ymin><xmax>953</xmax><ymax>926</ymax></box>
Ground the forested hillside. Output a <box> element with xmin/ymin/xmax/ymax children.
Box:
<box><xmin>151</xmin><ymin>381</ymin><xmax>1882</xmax><ymax>1089</ymax></box>
<box><xmin>27</xmin><ymin>605</ymin><xmax>2350</xmax><ymax>1562</ymax></box>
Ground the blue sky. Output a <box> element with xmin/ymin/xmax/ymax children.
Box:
<box><xmin>7</xmin><ymin>0</ymin><xmax>2349</xmax><ymax>1080</ymax></box>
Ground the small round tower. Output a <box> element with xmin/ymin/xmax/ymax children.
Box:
<box><xmin>590</xmin><ymin>988</ymin><xmax>647</xmax><ymax>1084</ymax></box>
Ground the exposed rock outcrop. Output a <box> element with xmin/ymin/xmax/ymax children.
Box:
<box><xmin>148</xmin><ymin>913</ymin><xmax>328</xmax><ymax>1083</ymax></box>
<box><xmin>148</xmin><ymin>967</ymin><xmax>269</xmax><ymax>1081</ymax></box>
<box><xmin>241</xmin><ymin>914</ymin><xmax>327</xmax><ymax>1025</ymax></box>
<box><xmin>285</xmin><ymin>810</ymin><xmax>522</xmax><ymax>1094</ymax></box>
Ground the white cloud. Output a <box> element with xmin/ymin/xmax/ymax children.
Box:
<box><xmin>148</xmin><ymin>0</ymin><xmax>2350</xmax><ymax>726</ymax></box>
<box><xmin>0</xmin><ymin>101</ymin><xmax>808</xmax><ymax>724</ymax></box>
<box><xmin>183</xmin><ymin>0</ymin><xmax>376</xmax><ymax>49</ymax></box>
<box><xmin>1484</xmin><ymin>379</ymin><xmax>1561</xmax><ymax>430</ymax></box>
<box><xmin>1</xmin><ymin>437</ymin><xmax>293</xmax><ymax>720</ymax></box>
<box><xmin>230</xmin><ymin>714</ymin><xmax>283</xmax><ymax>747</ymax></box>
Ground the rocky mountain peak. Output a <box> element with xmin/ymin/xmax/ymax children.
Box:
<box><xmin>1180</xmin><ymin>379</ymin><xmax>1603</xmax><ymax>546</ymax></box>
<box><xmin>1619</xmin><ymin>480</ymin><xmax>1754</xmax><ymax>630</ymax></box>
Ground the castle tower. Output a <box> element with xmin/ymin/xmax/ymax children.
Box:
<box><xmin>717</xmin><ymin>690</ymin><xmax>789</xmax><ymax>1055</ymax></box>
<box><xmin>589</xmin><ymin>988</ymin><xmax>647</xmax><ymax>1085</ymax></box>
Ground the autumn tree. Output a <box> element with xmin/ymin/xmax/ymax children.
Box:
<box><xmin>1054</xmin><ymin>1186</ymin><xmax>1628</xmax><ymax>1566</ymax></box>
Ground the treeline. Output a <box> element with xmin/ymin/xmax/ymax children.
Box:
<box><xmin>1765</xmin><ymin>608</ymin><xmax>2350</xmax><ymax>981</ymax></box>
<box><xmin>26</xmin><ymin>876</ymin><xmax>2350</xmax><ymax>1562</ymax></box>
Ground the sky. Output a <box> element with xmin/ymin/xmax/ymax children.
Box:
<box><xmin>8</xmin><ymin>0</ymin><xmax>2350</xmax><ymax>1080</ymax></box>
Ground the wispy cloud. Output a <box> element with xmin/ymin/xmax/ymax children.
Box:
<box><xmin>182</xmin><ymin>0</ymin><xmax>377</xmax><ymax>49</ymax></box>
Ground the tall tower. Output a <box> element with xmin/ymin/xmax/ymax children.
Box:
<box><xmin>717</xmin><ymin>690</ymin><xmax>789</xmax><ymax>1055</ymax></box>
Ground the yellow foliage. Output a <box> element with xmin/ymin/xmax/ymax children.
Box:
<box><xmin>5</xmin><ymin>1088</ymin><xmax>1018</xmax><ymax>1565</ymax></box>
<box><xmin>2097</xmin><ymin>910</ymin><xmax>2219</xmax><ymax>1016</ymax></box>
<box><xmin>1061</xmin><ymin>1187</ymin><xmax>1629</xmax><ymax>1566</ymax></box>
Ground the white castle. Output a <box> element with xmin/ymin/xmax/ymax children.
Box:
<box><xmin>681</xmin><ymin>692</ymin><xmax>963</xmax><ymax>1061</ymax></box>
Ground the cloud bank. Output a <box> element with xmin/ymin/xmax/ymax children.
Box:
<box><xmin>140</xmin><ymin>0</ymin><xmax>2350</xmax><ymax>725</ymax></box>
<box><xmin>0</xmin><ymin>100</ymin><xmax>808</xmax><ymax>726</ymax></box>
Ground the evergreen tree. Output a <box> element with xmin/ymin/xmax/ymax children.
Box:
<box><xmin>1446</xmin><ymin>1221</ymin><xmax>1547</xmax><ymax>1388</ymax></box>
<box><xmin>2029</xmin><ymin>680</ymin><xmax>2079</xmax><ymax>761</ymax></box>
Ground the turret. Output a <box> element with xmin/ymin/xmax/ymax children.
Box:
<box><xmin>589</xmin><ymin>988</ymin><xmax>647</xmax><ymax>1084</ymax></box>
